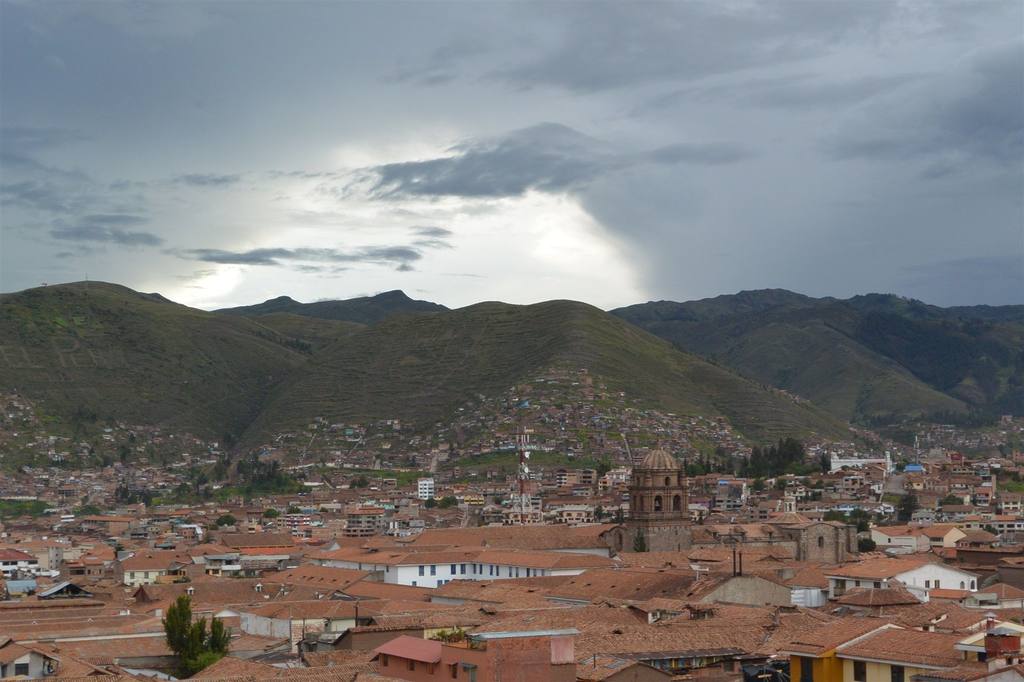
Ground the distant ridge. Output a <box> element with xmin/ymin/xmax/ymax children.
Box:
<box><xmin>0</xmin><ymin>282</ymin><xmax>847</xmax><ymax>444</ymax></box>
<box><xmin>613</xmin><ymin>289</ymin><xmax>1024</xmax><ymax>423</ymax></box>
<box><xmin>219</xmin><ymin>289</ymin><xmax>448</xmax><ymax>325</ymax></box>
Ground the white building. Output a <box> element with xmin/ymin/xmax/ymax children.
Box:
<box><xmin>417</xmin><ymin>478</ymin><xmax>435</xmax><ymax>501</ymax></box>
<box><xmin>826</xmin><ymin>557</ymin><xmax>978</xmax><ymax>601</ymax></box>
<box><xmin>313</xmin><ymin>547</ymin><xmax>614</xmax><ymax>589</ymax></box>
<box><xmin>830</xmin><ymin>451</ymin><xmax>893</xmax><ymax>473</ymax></box>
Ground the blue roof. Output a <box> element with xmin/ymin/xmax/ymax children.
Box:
<box><xmin>905</xmin><ymin>464</ymin><xmax>925</xmax><ymax>472</ymax></box>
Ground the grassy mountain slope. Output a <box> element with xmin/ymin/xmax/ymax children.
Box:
<box><xmin>218</xmin><ymin>290</ymin><xmax>447</xmax><ymax>324</ymax></box>
<box><xmin>0</xmin><ymin>282</ymin><xmax>306</xmax><ymax>440</ymax></box>
<box><xmin>247</xmin><ymin>300</ymin><xmax>848</xmax><ymax>442</ymax></box>
<box><xmin>249</xmin><ymin>313</ymin><xmax>363</xmax><ymax>351</ymax></box>
<box><xmin>613</xmin><ymin>291</ymin><xmax>1024</xmax><ymax>422</ymax></box>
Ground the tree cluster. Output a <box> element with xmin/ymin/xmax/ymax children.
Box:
<box><xmin>163</xmin><ymin>596</ymin><xmax>230</xmax><ymax>676</ymax></box>
<box><xmin>740</xmin><ymin>438</ymin><xmax>808</xmax><ymax>478</ymax></box>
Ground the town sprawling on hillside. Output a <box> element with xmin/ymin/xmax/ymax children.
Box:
<box><xmin>2</xmin><ymin>284</ymin><xmax>1024</xmax><ymax>682</ymax></box>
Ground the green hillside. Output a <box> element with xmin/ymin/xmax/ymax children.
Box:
<box><xmin>613</xmin><ymin>291</ymin><xmax>1024</xmax><ymax>423</ymax></box>
<box><xmin>0</xmin><ymin>283</ymin><xmax>850</xmax><ymax>446</ymax></box>
<box><xmin>218</xmin><ymin>290</ymin><xmax>447</xmax><ymax>324</ymax></box>
<box><xmin>247</xmin><ymin>300</ymin><xmax>848</xmax><ymax>443</ymax></box>
<box><xmin>0</xmin><ymin>282</ymin><xmax>306</xmax><ymax>441</ymax></box>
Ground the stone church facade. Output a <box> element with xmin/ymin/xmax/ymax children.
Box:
<box><xmin>605</xmin><ymin>449</ymin><xmax>692</xmax><ymax>553</ymax></box>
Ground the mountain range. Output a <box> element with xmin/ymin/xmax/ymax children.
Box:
<box><xmin>1</xmin><ymin>282</ymin><xmax>1020</xmax><ymax>448</ymax></box>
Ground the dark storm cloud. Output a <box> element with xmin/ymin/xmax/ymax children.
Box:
<box><xmin>175</xmin><ymin>173</ymin><xmax>242</xmax><ymax>187</ymax></box>
<box><xmin>180</xmin><ymin>245</ymin><xmax>424</xmax><ymax>268</ymax></box>
<box><xmin>493</xmin><ymin>2</ymin><xmax>897</xmax><ymax>92</ymax></box>
<box><xmin>827</xmin><ymin>42</ymin><xmax>1024</xmax><ymax>168</ymax></box>
<box><xmin>50</xmin><ymin>214</ymin><xmax>164</xmax><ymax>247</ymax></box>
<box><xmin>366</xmin><ymin>123</ymin><xmax>749</xmax><ymax>199</ymax></box>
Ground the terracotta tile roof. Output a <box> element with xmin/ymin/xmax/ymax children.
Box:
<box><xmin>340</xmin><ymin>581</ymin><xmax>431</xmax><ymax>601</ymax></box>
<box><xmin>983</xmin><ymin>583</ymin><xmax>1024</xmax><ymax>599</ymax></box>
<box><xmin>373</xmin><ymin>635</ymin><xmax>441</xmax><ymax>663</ymax></box>
<box><xmin>882</xmin><ymin>602</ymin><xmax>987</xmax><ymax>633</ymax></box>
<box><xmin>777</xmin><ymin>618</ymin><xmax>892</xmax><ymax>656</ymax></box>
<box><xmin>785</xmin><ymin>565</ymin><xmax>831</xmax><ymax>588</ymax></box>
<box><xmin>929</xmin><ymin>589</ymin><xmax>971</xmax><ymax>600</ymax></box>
<box><xmin>121</xmin><ymin>549</ymin><xmax>190</xmax><ymax>571</ymax></box>
<box><xmin>546</xmin><ymin>568</ymin><xmax>697</xmax><ymax>602</ymax></box>
<box><xmin>366</xmin><ymin>524</ymin><xmax>618</xmax><ymax>551</ymax></box>
<box><xmin>220</xmin><ymin>533</ymin><xmax>296</xmax><ymax>549</ymax></box>
<box><xmin>827</xmin><ymin>557</ymin><xmax>935</xmax><ymax>579</ymax></box>
<box><xmin>837</xmin><ymin>628</ymin><xmax>966</xmax><ymax>668</ymax></box>
<box><xmin>835</xmin><ymin>585</ymin><xmax>922</xmax><ymax>607</ymax></box>
<box><xmin>191</xmin><ymin>656</ymin><xmax>278</xmax><ymax>679</ymax></box>
<box><xmin>270</xmin><ymin>565</ymin><xmax>368</xmax><ymax>589</ymax></box>
<box><xmin>576</xmin><ymin>656</ymin><xmax>652</xmax><ymax>681</ymax></box>
<box><xmin>239</xmin><ymin>600</ymin><xmax>357</xmax><ymax>620</ymax></box>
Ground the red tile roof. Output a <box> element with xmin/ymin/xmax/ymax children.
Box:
<box><xmin>373</xmin><ymin>635</ymin><xmax>441</xmax><ymax>663</ymax></box>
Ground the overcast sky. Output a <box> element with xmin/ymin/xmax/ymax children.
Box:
<box><xmin>1</xmin><ymin>1</ymin><xmax>1021</xmax><ymax>309</ymax></box>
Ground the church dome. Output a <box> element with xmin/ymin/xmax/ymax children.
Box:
<box><xmin>639</xmin><ymin>449</ymin><xmax>679</xmax><ymax>470</ymax></box>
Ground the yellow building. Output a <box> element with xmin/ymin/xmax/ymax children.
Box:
<box><xmin>780</xmin><ymin>619</ymin><xmax>895</xmax><ymax>682</ymax></box>
<box><xmin>835</xmin><ymin>628</ymin><xmax>969</xmax><ymax>682</ymax></box>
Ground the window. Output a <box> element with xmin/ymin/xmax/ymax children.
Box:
<box><xmin>430</xmin><ymin>565</ymin><xmax>436</xmax><ymax>576</ymax></box>
<box><xmin>854</xmin><ymin>661</ymin><xmax>866</xmax><ymax>682</ymax></box>
<box><xmin>925</xmin><ymin>580</ymin><xmax>930</xmax><ymax>588</ymax></box>
<box><xmin>891</xmin><ymin>665</ymin><xmax>905</xmax><ymax>682</ymax></box>
<box><xmin>408</xmin><ymin>659</ymin><xmax>416</xmax><ymax>671</ymax></box>
<box><xmin>380</xmin><ymin>654</ymin><xmax>389</xmax><ymax>666</ymax></box>
<box><xmin>451</xmin><ymin>564</ymin><xmax>457</xmax><ymax>574</ymax></box>
<box><xmin>960</xmin><ymin>581</ymin><xmax>965</xmax><ymax>589</ymax></box>
<box><xmin>818</xmin><ymin>537</ymin><xmax>824</xmax><ymax>548</ymax></box>
<box><xmin>14</xmin><ymin>664</ymin><xmax>29</xmax><ymax>677</ymax></box>
<box><xmin>654</xmin><ymin>496</ymin><xmax>663</xmax><ymax>512</ymax></box>
<box><xmin>934</xmin><ymin>580</ymin><xmax>940</xmax><ymax>588</ymax></box>
<box><xmin>412</xmin><ymin>581</ymin><xmax>417</xmax><ymax>586</ymax></box>
<box><xmin>971</xmin><ymin>580</ymin><xmax>976</xmax><ymax>589</ymax></box>
<box><xmin>874</xmin><ymin>581</ymin><xmax>881</xmax><ymax>588</ymax></box>
<box><xmin>460</xmin><ymin>564</ymin><xmax>466</xmax><ymax>574</ymax></box>
<box><xmin>419</xmin><ymin>565</ymin><xmax>425</xmax><ymax>576</ymax></box>
<box><xmin>799</xmin><ymin>657</ymin><xmax>814</xmax><ymax>682</ymax></box>
<box><xmin>673</xmin><ymin>495</ymin><xmax>681</xmax><ymax>511</ymax></box>
<box><xmin>665</xmin><ymin>477</ymin><xmax>672</xmax><ymax>486</ymax></box>
<box><xmin>450</xmin><ymin>662</ymin><xmax>459</xmax><ymax>679</ymax></box>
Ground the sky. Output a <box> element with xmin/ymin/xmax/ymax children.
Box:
<box><xmin>1</xmin><ymin>1</ymin><xmax>1022</xmax><ymax>310</ymax></box>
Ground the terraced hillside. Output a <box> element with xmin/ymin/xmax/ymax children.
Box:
<box><xmin>247</xmin><ymin>300</ymin><xmax>849</xmax><ymax>443</ymax></box>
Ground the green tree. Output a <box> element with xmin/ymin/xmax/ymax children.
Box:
<box><xmin>633</xmin><ymin>529</ymin><xmax>647</xmax><ymax>552</ymax></box>
<box><xmin>613</xmin><ymin>508</ymin><xmax>625</xmax><ymax>524</ymax></box>
<box><xmin>215</xmin><ymin>514</ymin><xmax>236</xmax><ymax>527</ymax></box>
<box><xmin>424</xmin><ymin>497</ymin><xmax>438</xmax><ymax>509</ymax></box>
<box><xmin>438</xmin><ymin>496</ymin><xmax>458</xmax><ymax>509</ymax></box>
<box><xmin>897</xmin><ymin>492</ymin><xmax>919</xmax><ymax>522</ymax></box>
<box><xmin>858</xmin><ymin>538</ymin><xmax>877</xmax><ymax>553</ymax></box>
<box><xmin>163</xmin><ymin>596</ymin><xmax>231</xmax><ymax>676</ymax></box>
<box><xmin>940</xmin><ymin>494</ymin><xmax>962</xmax><ymax>506</ymax></box>
<box><xmin>286</xmin><ymin>506</ymin><xmax>302</xmax><ymax>514</ymax></box>
<box><xmin>350</xmin><ymin>475</ymin><xmax>369</xmax><ymax>488</ymax></box>
<box><xmin>262</xmin><ymin>508</ymin><xmax>279</xmax><ymax>518</ymax></box>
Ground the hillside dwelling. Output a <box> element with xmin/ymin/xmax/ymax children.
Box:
<box><xmin>373</xmin><ymin>629</ymin><xmax>578</xmax><ymax>682</ymax></box>
<box><xmin>870</xmin><ymin>526</ymin><xmax>930</xmax><ymax>553</ymax></box>
<box><xmin>0</xmin><ymin>549</ymin><xmax>40</xmax><ymax>578</ymax></box>
<box><xmin>237</xmin><ymin>600</ymin><xmax>366</xmax><ymax>653</ymax></box>
<box><xmin>120</xmin><ymin>550</ymin><xmax>189</xmax><ymax>586</ymax></box>
<box><xmin>827</xmin><ymin>558</ymin><xmax>979</xmax><ymax>601</ymax></box>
